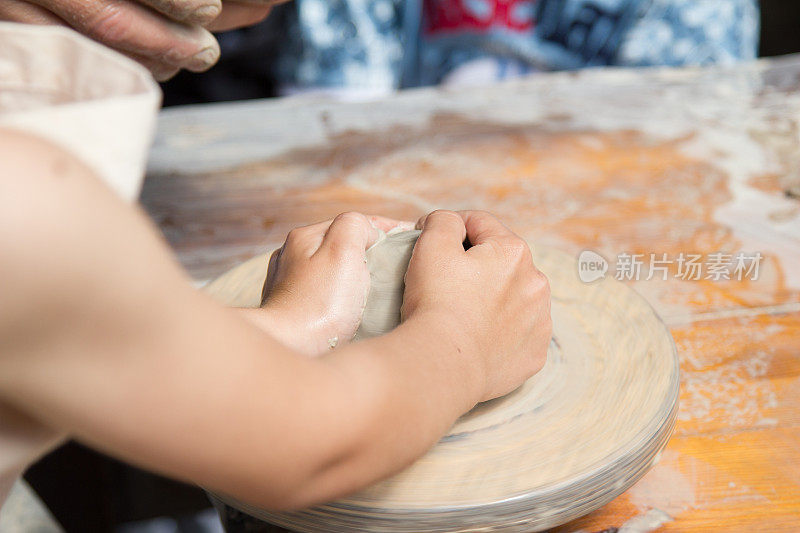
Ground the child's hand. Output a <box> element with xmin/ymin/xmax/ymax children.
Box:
<box><xmin>402</xmin><ymin>210</ymin><xmax>551</xmax><ymax>402</ymax></box>
<box><xmin>243</xmin><ymin>213</ymin><xmax>414</xmax><ymax>355</ymax></box>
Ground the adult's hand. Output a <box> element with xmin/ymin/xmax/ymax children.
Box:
<box><xmin>403</xmin><ymin>210</ymin><xmax>552</xmax><ymax>402</ymax></box>
<box><xmin>240</xmin><ymin>213</ymin><xmax>415</xmax><ymax>356</ymax></box>
<box><xmin>0</xmin><ymin>0</ymin><xmax>279</xmax><ymax>80</ymax></box>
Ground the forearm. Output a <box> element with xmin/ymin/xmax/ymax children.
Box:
<box><xmin>1</xmin><ymin>287</ymin><xmax>480</xmax><ymax>511</ymax></box>
<box><xmin>236</xmin><ymin>307</ymin><xmax>331</xmax><ymax>356</ymax></box>
<box><xmin>272</xmin><ymin>312</ymin><xmax>482</xmax><ymax>507</ymax></box>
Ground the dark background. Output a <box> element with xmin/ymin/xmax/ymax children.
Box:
<box><xmin>759</xmin><ymin>0</ymin><xmax>800</xmax><ymax>57</ymax></box>
<box><xmin>25</xmin><ymin>1</ymin><xmax>800</xmax><ymax>531</ymax></box>
<box><xmin>160</xmin><ymin>0</ymin><xmax>800</xmax><ymax>107</ymax></box>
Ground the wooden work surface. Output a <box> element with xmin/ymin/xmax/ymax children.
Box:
<box><xmin>142</xmin><ymin>56</ymin><xmax>800</xmax><ymax>531</ymax></box>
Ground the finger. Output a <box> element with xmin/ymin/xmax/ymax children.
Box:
<box><xmin>365</xmin><ymin>215</ymin><xmax>415</xmax><ymax>234</ymax></box>
<box><xmin>138</xmin><ymin>0</ymin><xmax>222</xmax><ymax>25</ymax></box>
<box><xmin>215</xmin><ymin>0</ymin><xmax>291</xmax><ymax>6</ymax></box>
<box><xmin>281</xmin><ymin>219</ymin><xmax>333</xmax><ymax>258</ymax></box>
<box><xmin>122</xmin><ymin>51</ymin><xmax>181</xmax><ymax>80</ymax></box>
<box><xmin>415</xmin><ymin>210</ymin><xmax>467</xmax><ymax>255</ymax></box>
<box><xmin>0</xmin><ymin>0</ymin><xmax>63</xmax><ymax>24</ymax></box>
<box><xmin>260</xmin><ymin>247</ymin><xmax>282</xmax><ymax>305</ymax></box>
<box><xmin>204</xmin><ymin>1</ymin><xmax>272</xmax><ymax>31</ymax></box>
<box><xmin>282</xmin><ymin>214</ymin><xmax>411</xmax><ymax>260</ymax></box>
<box><xmin>414</xmin><ymin>211</ymin><xmax>451</xmax><ymax>230</ymax></box>
<box><xmin>457</xmin><ymin>210</ymin><xmax>516</xmax><ymax>246</ymax></box>
<box><xmin>458</xmin><ymin>211</ymin><xmax>533</xmax><ymax>262</ymax></box>
<box><xmin>220</xmin><ymin>0</ymin><xmax>290</xmax><ymax>4</ymax></box>
<box><xmin>319</xmin><ymin>212</ymin><xmax>381</xmax><ymax>257</ymax></box>
<box><xmin>31</xmin><ymin>0</ymin><xmax>221</xmax><ymax>72</ymax></box>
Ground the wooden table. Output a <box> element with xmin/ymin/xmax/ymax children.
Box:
<box><xmin>143</xmin><ymin>55</ymin><xmax>800</xmax><ymax>532</ymax></box>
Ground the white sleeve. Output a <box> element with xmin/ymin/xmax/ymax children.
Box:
<box><xmin>0</xmin><ymin>22</ymin><xmax>161</xmax><ymax>203</ymax></box>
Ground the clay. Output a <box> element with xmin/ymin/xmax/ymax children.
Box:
<box><xmin>354</xmin><ymin>229</ymin><xmax>420</xmax><ymax>341</ymax></box>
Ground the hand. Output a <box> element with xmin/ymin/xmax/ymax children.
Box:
<box><xmin>0</xmin><ymin>0</ymin><xmax>279</xmax><ymax>81</ymax></box>
<box><xmin>241</xmin><ymin>213</ymin><xmax>415</xmax><ymax>356</ymax></box>
<box><xmin>402</xmin><ymin>210</ymin><xmax>551</xmax><ymax>402</ymax></box>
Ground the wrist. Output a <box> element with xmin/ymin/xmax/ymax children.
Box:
<box><xmin>399</xmin><ymin>308</ymin><xmax>486</xmax><ymax>410</ymax></box>
<box><xmin>237</xmin><ymin>306</ymin><xmax>328</xmax><ymax>356</ymax></box>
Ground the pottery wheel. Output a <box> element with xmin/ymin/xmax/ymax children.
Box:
<box><xmin>203</xmin><ymin>232</ymin><xmax>679</xmax><ymax>532</ymax></box>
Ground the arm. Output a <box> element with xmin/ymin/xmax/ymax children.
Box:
<box><xmin>0</xmin><ymin>130</ymin><xmax>549</xmax><ymax>510</ymax></box>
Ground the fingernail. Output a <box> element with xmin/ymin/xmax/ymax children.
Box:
<box><xmin>152</xmin><ymin>66</ymin><xmax>180</xmax><ymax>82</ymax></box>
<box><xmin>396</xmin><ymin>221</ymin><xmax>416</xmax><ymax>231</ymax></box>
<box><xmin>188</xmin><ymin>47</ymin><xmax>220</xmax><ymax>71</ymax></box>
<box><xmin>191</xmin><ymin>4</ymin><xmax>221</xmax><ymax>23</ymax></box>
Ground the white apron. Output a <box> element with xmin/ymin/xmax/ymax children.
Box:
<box><xmin>0</xmin><ymin>21</ymin><xmax>160</xmax><ymax>510</ymax></box>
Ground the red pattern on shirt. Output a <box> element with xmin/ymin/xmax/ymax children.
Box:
<box><xmin>424</xmin><ymin>0</ymin><xmax>537</xmax><ymax>34</ymax></box>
